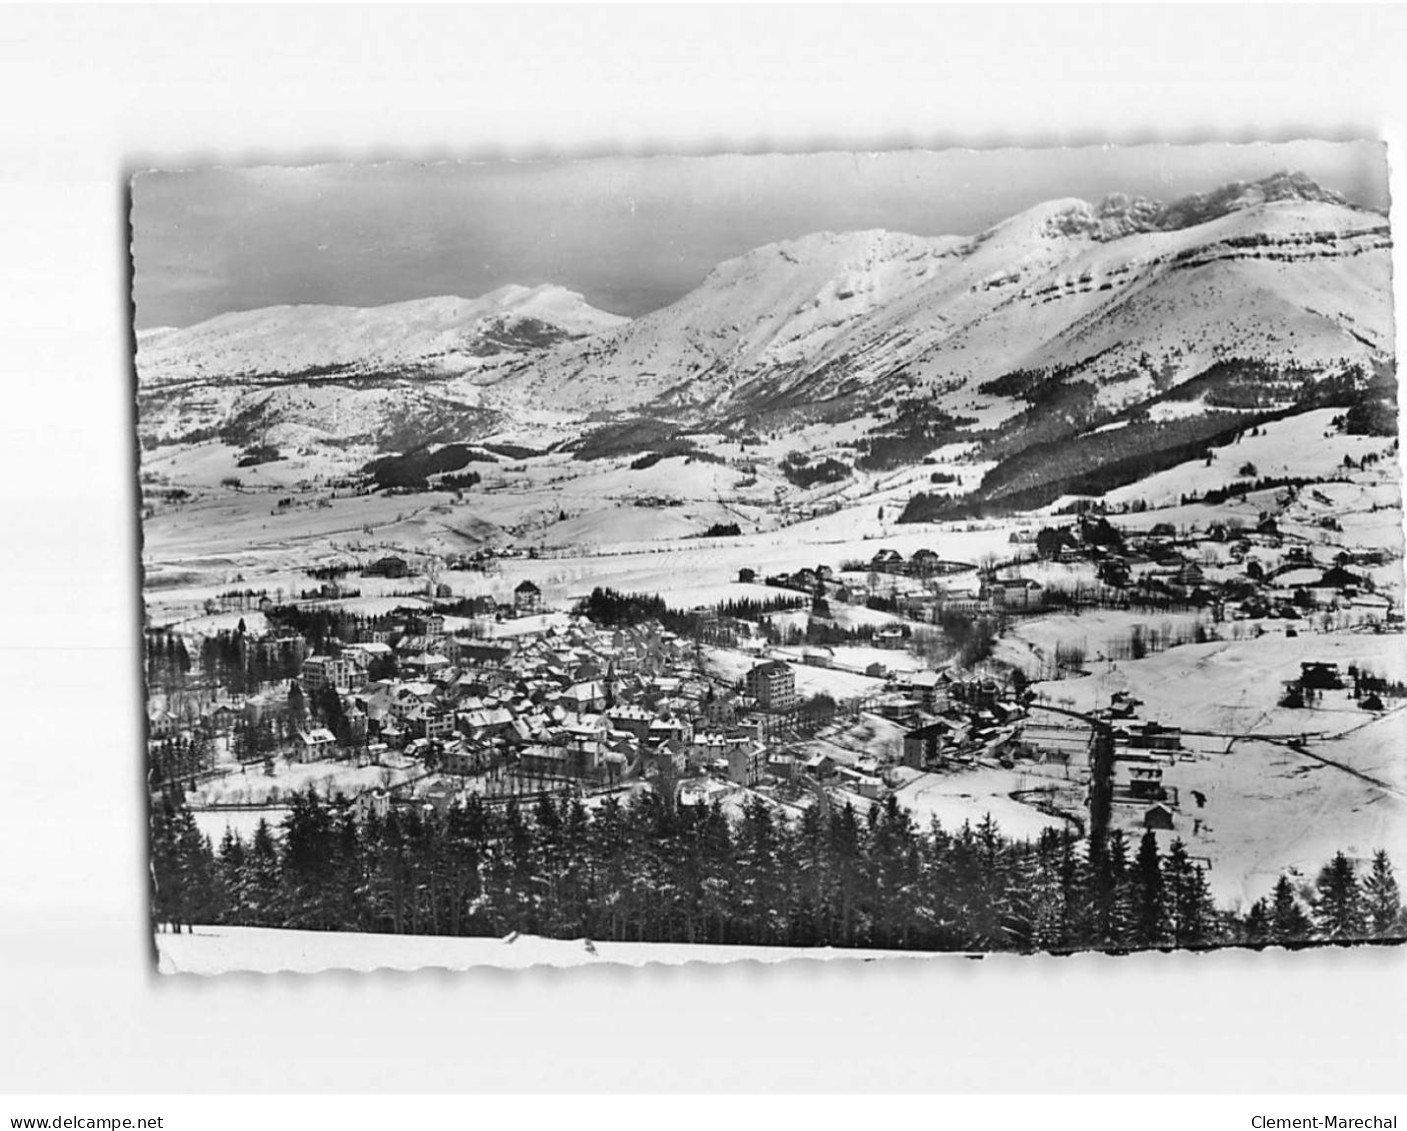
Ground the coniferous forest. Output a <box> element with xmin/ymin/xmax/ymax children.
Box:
<box><xmin>151</xmin><ymin>789</ymin><xmax>1406</xmax><ymax>952</ymax></box>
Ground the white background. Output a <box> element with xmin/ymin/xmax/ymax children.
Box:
<box><xmin>1</xmin><ymin>3</ymin><xmax>1406</xmax><ymax>1094</ymax></box>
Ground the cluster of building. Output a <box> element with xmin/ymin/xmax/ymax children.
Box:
<box><xmin>1031</xmin><ymin>512</ymin><xmax>1399</xmax><ymax>623</ymax></box>
<box><xmin>154</xmin><ymin>588</ymin><xmax>878</xmax><ymax>802</ymax></box>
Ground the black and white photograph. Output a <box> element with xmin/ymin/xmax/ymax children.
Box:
<box><xmin>8</xmin><ymin>0</ymin><xmax>1407</xmax><ymax>1111</ymax></box>
<box><xmin>133</xmin><ymin>141</ymin><xmax>1406</xmax><ymax>972</ymax></box>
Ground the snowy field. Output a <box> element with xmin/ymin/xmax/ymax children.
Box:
<box><xmin>191</xmin><ymin>758</ymin><xmax>416</xmax><ymax>808</ymax></box>
<box><xmin>890</xmin><ymin>765</ymin><xmax>1081</xmax><ymax>841</ymax></box>
<box><xmin>1038</xmin><ymin>631</ymin><xmax>1407</xmax><ymax>906</ymax></box>
<box><xmin>155</xmin><ymin>925</ymin><xmax>939</xmax><ymax>974</ymax></box>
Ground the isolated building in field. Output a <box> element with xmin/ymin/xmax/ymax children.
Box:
<box><xmin>366</xmin><ymin>555</ymin><xmax>408</xmax><ymax>579</ymax></box>
<box><xmin>871</xmin><ymin>548</ymin><xmax>905</xmax><ymax>575</ymax></box>
<box><xmin>1143</xmin><ymin>802</ymin><xmax>1175</xmax><ymax>831</ymax></box>
<box><xmin>990</xmin><ymin>577</ymin><xmax>1044</xmax><ymax>611</ymax></box>
<box><xmin>513</xmin><ymin>579</ymin><xmax>543</xmax><ymax>617</ymax></box>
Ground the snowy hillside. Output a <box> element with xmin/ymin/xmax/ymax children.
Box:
<box><xmin>136</xmin><ymin>284</ymin><xmax>629</xmax><ymax>386</ymax></box>
<box><xmin>494</xmin><ymin>175</ymin><xmax>1391</xmax><ymax>423</ymax></box>
<box><xmin>136</xmin><ymin>172</ymin><xmax>1394</xmax><ymax>512</ymax></box>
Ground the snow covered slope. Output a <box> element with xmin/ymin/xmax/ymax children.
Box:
<box><xmin>136</xmin><ymin>284</ymin><xmax>629</xmax><ymax>386</ymax></box>
<box><xmin>136</xmin><ymin>172</ymin><xmax>1394</xmax><ymax>500</ymax></box>
<box><xmin>495</xmin><ymin>175</ymin><xmax>1391</xmax><ymax>422</ymax></box>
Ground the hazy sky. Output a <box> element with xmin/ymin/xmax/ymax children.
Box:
<box><xmin>131</xmin><ymin>140</ymin><xmax>1389</xmax><ymax>329</ymax></box>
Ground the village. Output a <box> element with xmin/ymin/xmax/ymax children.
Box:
<box><xmin>145</xmin><ymin>473</ymin><xmax>1407</xmax><ymax>909</ymax></box>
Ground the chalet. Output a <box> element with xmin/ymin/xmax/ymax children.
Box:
<box><xmin>513</xmin><ymin>580</ymin><xmax>543</xmax><ymax>617</ymax></box>
<box><xmin>1351</xmin><ymin>593</ymin><xmax>1392</xmax><ymax>616</ymax></box>
<box><xmin>1123</xmin><ymin>762</ymin><xmax>1166</xmax><ymax>801</ymax></box>
<box><xmin>871</xmin><ymin>548</ymin><xmax>905</xmax><ymax>575</ymax></box>
<box><xmin>875</xmin><ymin>625</ymin><xmax>906</xmax><ymax>650</ymax></box>
<box><xmin>366</xmin><ymin>555</ymin><xmax>408</xmax><ymax>579</ymax></box>
<box><xmin>1127</xmin><ymin>721</ymin><xmax>1182</xmax><ymax>753</ymax></box>
<box><xmin>1143</xmin><ymin>803</ymin><xmax>1175</xmax><ymax>831</ymax></box>
<box><xmin>204</xmin><ymin>703</ymin><xmax>241</xmax><ymax>736</ymax></box>
<box><xmin>909</xmin><ymin>548</ymin><xmax>941</xmax><ymax>577</ymax></box>
<box><xmin>1175</xmin><ymin>561</ymin><xmax>1206</xmax><ymax>589</ymax></box>
<box><xmin>1319</xmin><ymin>565</ymin><xmax>1366</xmax><ymax>592</ymax></box>
<box><xmin>294</xmin><ymin>727</ymin><xmax>336</xmax><ymax>762</ymax></box>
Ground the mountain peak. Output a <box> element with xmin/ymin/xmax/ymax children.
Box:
<box><xmin>1150</xmin><ymin>170</ymin><xmax>1348</xmax><ymax>232</ymax></box>
<box><xmin>998</xmin><ymin>171</ymin><xmax>1352</xmax><ymax>244</ymax></box>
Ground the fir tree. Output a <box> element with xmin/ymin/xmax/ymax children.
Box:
<box><xmin>1269</xmin><ymin>874</ymin><xmax>1313</xmax><ymax>943</ymax></box>
<box><xmin>1312</xmin><ymin>852</ymin><xmax>1366</xmax><ymax>941</ymax></box>
<box><xmin>1243</xmin><ymin>898</ymin><xmax>1270</xmax><ymax>944</ymax></box>
<box><xmin>1360</xmin><ymin>850</ymin><xmax>1402</xmax><ymax>939</ymax></box>
<box><xmin>1163</xmin><ymin>839</ymin><xmax>1218</xmax><ymax>947</ymax></box>
<box><xmin>1131</xmin><ymin>831</ymin><xmax>1168</xmax><ymax>947</ymax></box>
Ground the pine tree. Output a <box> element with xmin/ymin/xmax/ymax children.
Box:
<box><xmin>216</xmin><ymin>828</ymin><xmax>248</xmax><ymax>925</ymax></box>
<box><xmin>1243</xmin><ymin>897</ymin><xmax>1270</xmax><ymax>944</ymax></box>
<box><xmin>243</xmin><ymin>818</ymin><xmax>282</xmax><ymax>926</ymax></box>
<box><xmin>1163</xmin><ymin>839</ymin><xmax>1218</xmax><ymax>947</ymax></box>
<box><xmin>1090</xmin><ymin>828</ymin><xmax>1134</xmax><ymax>949</ymax></box>
<box><xmin>280</xmin><ymin>787</ymin><xmax>337</xmax><ymax>929</ymax></box>
<box><xmin>1360</xmin><ymin>850</ymin><xmax>1403</xmax><ymax>939</ymax></box>
<box><xmin>1269</xmin><ymin>874</ymin><xmax>1313</xmax><ymax>943</ymax></box>
<box><xmin>1131</xmin><ymin>831</ymin><xmax>1168</xmax><ymax>947</ymax></box>
<box><xmin>1312</xmin><ymin>852</ymin><xmax>1366</xmax><ymax>941</ymax></box>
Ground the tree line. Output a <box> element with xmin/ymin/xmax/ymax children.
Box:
<box><xmin>151</xmin><ymin>789</ymin><xmax>1404</xmax><ymax>951</ymax></box>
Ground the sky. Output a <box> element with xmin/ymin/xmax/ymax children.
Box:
<box><xmin>130</xmin><ymin>140</ymin><xmax>1390</xmax><ymax>329</ymax></box>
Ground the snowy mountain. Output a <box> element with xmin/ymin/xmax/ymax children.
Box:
<box><xmin>137</xmin><ymin>173</ymin><xmax>1394</xmax><ymax>502</ymax></box>
<box><xmin>495</xmin><ymin>174</ymin><xmax>1391</xmax><ymax>424</ymax></box>
<box><xmin>135</xmin><ymin>284</ymin><xmax>629</xmax><ymax>387</ymax></box>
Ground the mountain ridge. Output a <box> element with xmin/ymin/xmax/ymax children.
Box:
<box><xmin>136</xmin><ymin>171</ymin><xmax>1394</xmax><ymax>491</ymax></box>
